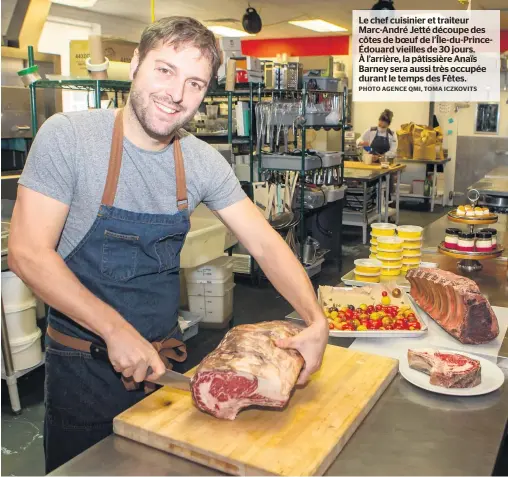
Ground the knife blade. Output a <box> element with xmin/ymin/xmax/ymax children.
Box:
<box><xmin>150</xmin><ymin>369</ymin><xmax>191</xmax><ymax>392</ymax></box>
<box><xmin>90</xmin><ymin>342</ymin><xmax>191</xmax><ymax>391</ymax></box>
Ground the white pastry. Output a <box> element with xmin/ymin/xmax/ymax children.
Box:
<box><xmin>466</xmin><ymin>210</ymin><xmax>475</xmax><ymax>217</ymax></box>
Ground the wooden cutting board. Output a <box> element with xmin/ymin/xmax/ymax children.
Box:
<box><xmin>344</xmin><ymin>160</ymin><xmax>405</xmax><ymax>172</ymax></box>
<box><xmin>114</xmin><ymin>345</ymin><xmax>398</xmax><ymax>476</ymax></box>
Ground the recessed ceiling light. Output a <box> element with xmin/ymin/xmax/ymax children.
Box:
<box><xmin>51</xmin><ymin>0</ymin><xmax>98</xmax><ymax>7</ymax></box>
<box><xmin>288</xmin><ymin>19</ymin><xmax>348</xmax><ymax>33</ymax></box>
<box><xmin>207</xmin><ymin>26</ymin><xmax>253</xmax><ymax>37</ymax></box>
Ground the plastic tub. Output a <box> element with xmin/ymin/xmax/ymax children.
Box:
<box><xmin>9</xmin><ymin>327</ymin><xmax>42</xmax><ymax>371</ymax></box>
<box><xmin>354</xmin><ymin>259</ymin><xmax>382</xmax><ymax>274</ymax></box>
<box><xmin>188</xmin><ymin>283</ymin><xmax>235</xmax><ymax>328</ymax></box>
<box><xmin>401</xmin><ymin>264</ymin><xmax>419</xmax><ymax>272</ymax></box>
<box><xmin>180</xmin><ymin>217</ymin><xmax>227</xmax><ymax>269</ymax></box>
<box><xmin>354</xmin><ymin>272</ymin><xmax>380</xmax><ymax>283</ymax></box>
<box><xmin>3</xmin><ymin>299</ymin><xmax>38</xmax><ymax>341</ymax></box>
<box><xmin>403</xmin><ymin>250</ymin><xmax>422</xmax><ymax>258</ymax></box>
<box><xmin>186</xmin><ymin>275</ymin><xmax>234</xmax><ymax>297</ymax></box>
<box><xmin>377</xmin><ymin>236</ymin><xmax>404</xmax><ymax>250</ymax></box>
<box><xmin>403</xmin><ymin>257</ymin><xmax>421</xmax><ymax>265</ymax></box>
<box><xmin>185</xmin><ymin>256</ymin><xmax>234</xmax><ymax>281</ymax></box>
<box><xmin>397</xmin><ymin>225</ymin><xmax>423</xmax><ymax>239</ymax></box>
<box><xmin>377</xmin><ymin>250</ymin><xmax>403</xmax><ymax>260</ymax></box>
<box><xmin>1</xmin><ymin>271</ymin><xmax>35</xmax><ymax>309</ymax></box>
<box><xmin>369</xmin><ymin>254</ymin><xmax>378</xmax><ymax>260</ymax></box>
<box><xmin>178</xmin><ymin>310</ymin><xmax>203</xmax><ymax>341</ymax></box>
<box><xmin>381</xmin><ymin>266</ymin><xmax>402</xmax><ymax>276</ymax></box>
<box><xmin>370</xmin><ymin>238</ymin><xmax>378</xmax><ymax>246</ymax></box>
<box><xmin>379</xmin><ymin>259</ymin><xmax>403</xmax><ymax>267</ymax></box>
<box><xmin>370</xmin><ymin>246</ymin><xmax>378</xmax><ymax>254</ymax></box>
<box><xmin>371</xmin><ymin>223</ymin><xmax>397</xmax><ymax>236</ymax></box>
<box><xmin>403</xmin><ymin>241</ymin><xmax>423</xmax><ymax>250</ymax></box>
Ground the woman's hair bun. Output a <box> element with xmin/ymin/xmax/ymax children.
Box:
<box><xmin>379</xmin><ymin>109</ymin><xmax>393</xmax><ymax>124</ymax></box>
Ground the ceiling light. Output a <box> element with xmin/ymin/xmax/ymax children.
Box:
<box><xmin>288</xmin><ymin>20</ymin><xmax>348</xmax><ymax>33</ymax></box>
<box><xmin>207</xmin><ymin>26</ymin><xmax>253</xmax><ymax>37</ymax></box>
<box><xmin>371</xmin><ymin>0</ymin><xmax>395</xmax><ymax>10</ymax></box>
<box><xmin>51</xmin><ymin>0</ymin><xmax>98</xmax><ymax>7</ymax></box>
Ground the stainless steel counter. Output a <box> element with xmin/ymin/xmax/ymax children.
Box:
<box><xmin>485</xmin><ymin>165</ymin><xmax>508</xmax><ymax>179</ymax></box>
<box><xmin>469</xmin><ymin>176</ymin><xmax>508</xmax><ymax>198</ymax></box>
<box><xmin>49</xmin><ymin>214</ymin><xmax>508</xmax><ymax>477</ymax></box>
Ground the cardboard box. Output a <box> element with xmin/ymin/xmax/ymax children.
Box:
<box><xmin>70</xmin><ymin>38</ymin><xmax>137</xmax><ymax>77</ymax></box>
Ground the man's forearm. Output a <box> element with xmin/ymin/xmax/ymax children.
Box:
<box><xmin>8</xmin><ymin>247</ymin><xmax>126</xmax><ymax>340</ymax></box>
<box><xmin>254</xmin><ymin>233</ymin><xmax>326</xmax><ymax>326</ymax></box>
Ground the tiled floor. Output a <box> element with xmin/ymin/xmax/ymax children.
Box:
<box><xmin>7</xmin><ymin>204</ymin><xmax>504</xmax><ymax>477</ymax></box>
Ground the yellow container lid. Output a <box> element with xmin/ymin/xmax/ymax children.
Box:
<box><xmin>397</xmin><ymin>225</ymin><xmax>423</xmax><ymax>236</ymax></box>
<box><xmin>354</xmin><ymin>258</ymin><xmax>383</xmax><ymax>268</ymax></box>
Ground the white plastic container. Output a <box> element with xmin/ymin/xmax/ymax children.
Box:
<box><xmin>185</xmin><ymin>256</ymin><xmax>234</xmax><ymax>281</ymax></box>
<box><xmin>188</xmin><ymin>283</ymin><xmax>235</xmax><ymax>328</ymax></box>
<box><xmin>180</xmin><ymin>217</ymin><xmax>227</xmax><ymax>269</ymax></box>
<box><xmin>10</xmin><ymin>328</ymin><xmax>42</xmax><ymax>371</ymax></box>
<box><xmin>3</xmin><ymin>299</ymin><xmax>38</xmax><ymax>341</ymax></box>
<box><xmin>186</xmin><ymin>275</ymin><xmax>234</xmax><ymax>297</ymax></box>
<box><xmin>1</xmin><ymin>271</ymin><xmax>35</xmax><ymax>309</ymax></box>
<box><xmin>1</xmin><ymin>222</ymin><xmax>9</xmax><ymax>254</ymax></box>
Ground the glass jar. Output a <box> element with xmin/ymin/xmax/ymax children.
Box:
<box><xmin>478</xmin><ymin>228</ymin><xmax>497</xmax><ymax>248</ymax></box>
<box><xmin>475</xmin><ymin>232</ymin><xmax>492</xmax><ymax>252</ymax></box>
<box><xmin>444</xmin><ymin>228</ymin><xmax>461</xmax><ymax>249</ymax></box>
<box><xmin>457</xmin><ymin>232</ymin><xmax>475</xmax><ymax>252</ymax></box>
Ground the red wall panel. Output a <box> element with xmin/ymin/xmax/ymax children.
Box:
<box><xmin>241</xmin><ymin>35</ymin><xmax>350</xmax><ymax>57</ymax></box>
<box><xmin>501</xmin><ymin>30</ymin><xmax>508</xmax><ymax>53</ymax></box>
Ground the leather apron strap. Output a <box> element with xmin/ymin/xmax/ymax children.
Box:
<box><xmin>101</xmin><ymin>108</ymin><xmax>188</xmax><ymax>211</ymax></box>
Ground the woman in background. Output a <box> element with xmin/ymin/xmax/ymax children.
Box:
<box><xmin>357</xmin><ymin>109</ymin><xmax>397</xmax><ymax>162</ymax></box>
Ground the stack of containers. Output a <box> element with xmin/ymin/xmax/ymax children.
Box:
<box><xmin>370</xmin><ymin>223</ymin><xmax>397</xmax><ymax>261</ymax></box>
<box><xmin>354</xmin><ymin>259</ymin><xmax>383</xmax><ymax>283</ymax></box>
<box><xmin>376</xmin><ymin>236</ymin><xmax>404</xmax><ymax>276</ymax></box>
<box><xmin>397</xmin><ymin>225</ymin><xmax>424</xmax><ymax>272</ymax></box>
<box><xmin>185</xmin><ymin>257</ymin><xmax>235</xmax><ymax>329</ymax></box>
<box><xmin>1</xmin><ymin>271</ymin><xmax>42</xmax><ymax>371</ymax></box>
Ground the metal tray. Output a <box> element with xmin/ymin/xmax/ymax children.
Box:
<box><xmin>341</xmin><ymin>268</ymin><xmax>411</xmax><ymax>290</ymax></box>
<box><xmin>261</xmin><ymin>154</ymin><xmax>322</xmax><ymax>171</ymax></box>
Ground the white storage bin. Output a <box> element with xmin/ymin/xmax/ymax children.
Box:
<box><xmin>186</xmin><ymin>275</ymin><xmax>234</xmax><ymax>297</ymax></box>
<box><xmin>185</xmin><ymin>256</ymin><xmax>234</xmax><ymax>281</ymax></box>
<box><xmin>10</xmin><ymin>327</ymin><xmax>42</xmax><ymax>371</ymax></box>
<box><xmin>180</xmin><ymin>217</ymin><xmax>227</xmax><ymax>269</ymax></box>
<box><xmin>3</xmin><ymin>299</ymin><xmax>38</xmax><ymax>341</ymax></box>
<box><xmin>2</xmin><ymin>271</ymin><xmax>35</xmax><ymax>309</ymax></box>
<box><xmin>188</xmin><ymin>283</ymin><xmax>235</xmax><ymax>328</ymax></box>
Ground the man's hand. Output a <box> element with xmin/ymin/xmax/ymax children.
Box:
<box><xmin>104</xmin><ymin>323</ymin><xmax>166</xmax><ymax>383</ymax></box>
<box><xmin>275</xmin><ymin>319</ymin><xmax>329</xmax><ymax>385</ymax></box>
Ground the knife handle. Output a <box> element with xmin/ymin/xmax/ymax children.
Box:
<box><xmin>90</xmin><ymin>342</ymin><xmax>109</xmax><ymax>362</ymax></box>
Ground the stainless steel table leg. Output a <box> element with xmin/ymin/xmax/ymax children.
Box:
<box><xmin>431</xmin><ymin>163</ymin><xmax>437</xmax><ymax>212</ymax></box>
<box><xmin>384</xmin><ymin>173</ymin><xmax>390</xmax><ymax>222</ymax></box>
<box><xmin>395</xmin><ymin>171</ymin><xmax>401</xmax><ymax>225</ymax></box>
<box><xmin>1</xmin><ymin>299</ymin><xmax>21</xmax><ymax>414</ymax></box>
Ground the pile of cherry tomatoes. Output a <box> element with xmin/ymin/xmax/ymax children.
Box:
<box><xmin>324</xmin><ymin>292</ymin><xmax>422</xmax><ymax>331</ymax></box>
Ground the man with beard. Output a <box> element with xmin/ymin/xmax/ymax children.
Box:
<box><xmin>8</xmin><ymin>16</ymin><xmax>329</xmax><ymax>473</ymax></box>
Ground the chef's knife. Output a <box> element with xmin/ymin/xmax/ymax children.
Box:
<box><xmin>90</xmin><ymin>342</ymin><xmax>191</xmax><ymax>391</ymax></box>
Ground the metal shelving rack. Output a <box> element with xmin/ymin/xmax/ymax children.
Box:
<box><xmin>257</xmin><ymin>86</ymin><xmax>348</xmax><ymax>262</ymax></box>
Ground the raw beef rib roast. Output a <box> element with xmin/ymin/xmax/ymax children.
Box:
<box><xmin>408</xmin><ymin>349</ymin><xmax>481</xmax><ymax>388</ymax></box>
<box><xmin>406</xmin><ymin>268</ymin><xmax>499</xmax><ymax>344</ymax></box>
<box><xmin>191</xmin><ymin>321</ymin><xmax>304</xmax><ymax>420</ymax></box>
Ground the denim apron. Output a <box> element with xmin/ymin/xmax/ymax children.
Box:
<box><xmin>44</xmin><ymin>109</ymin><xmax>190</xmax><ymax>474</ymax></box>
<box><xmin>370</xmin><ymin>127</ymin><xmax>391</xmax><ymax>156</ymax></box>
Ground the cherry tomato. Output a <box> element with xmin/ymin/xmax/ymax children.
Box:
<box><xmin>375</xmin><ymin>304</ymin><xmax>383</xmax><ymax>312</ymax></box>
<box><xmin>342</xmin><ymin>323</ymin><xmax>355</xmax><ymax>331</ymax></box>
<box><xmin>338</xmin><ymin>312</ymin><xmax>347</xmax><ymax>321</ymax></box>
<box><xmin>367</xmin><ymin>305</ymin><xmax>375</xmax><ymax>314</ymax></box>
<box><xmin>410</xmin><ymin>321</ymin><xmax>421</xmax><ymax>330</ymax></box>
<box><xmin>329</xmin><ymin>323</ymin><xmax>335</xmax><ymax>330</ymax></box>
<box><xmin>382</xmin><ymin>291</ymin><xmax>388</xmax><ymax>297</ymax></box>
<box><xmin>394</xmin><ymin>323</ymin><xmax>406</xmax><ymax>330</ymax></box>
<box><xmin>348</xmin><ymin>305</ymin><xmax>355</xmax><ymax>311</ymax></box>
<box><xmin>384</xmin><ymin>324</ymin><xmax>394</xmax><ymax>330</ymax></box>
<box><xmin>370</xmin><ymin>320</ymin><xmax>382</xmax><ymax>330</ymax></box>
<box><xmin>345</xmin><ymin>309</ymin><xmax>354</xmax><ymax>320</ymax></box>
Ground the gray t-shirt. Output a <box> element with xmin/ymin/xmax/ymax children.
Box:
<box><xmin>19</xmin><ymin>109</ymin><xmax>245</xmax><ymax>259</ymax></box>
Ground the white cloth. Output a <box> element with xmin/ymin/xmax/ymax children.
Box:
<box><xmin>357</xmin><ymin>127</ymin><xmax>398</xmax><ymax>158</ymax></box>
